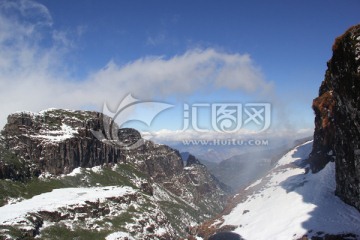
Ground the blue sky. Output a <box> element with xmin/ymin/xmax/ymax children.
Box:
<box><xmin>0</xmin><ymin>0</ymin><xmax>359</xmax><ymax>138</ymax></box>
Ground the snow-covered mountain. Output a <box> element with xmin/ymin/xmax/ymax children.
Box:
<box><xmin>194</xmin><ymin>141</ymin><xmax>360</xmax><ymax>240</ymax></box>
<box><xmin>0</xmin><ymin>109</ymin><xmax>229</xmax><ymax>239</ymax></box>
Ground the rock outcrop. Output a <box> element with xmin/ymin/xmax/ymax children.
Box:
<box><xmin>186</xmin><ymin>154</ymin><xmax>203</xmax><ymax>166</ymax></box>
<box><xmin>1</xmin><ymin>109</ymin><xmax>126</xmax><ymax>176</ymax></box>
<box><xmin>309</xmin><ymin>25</ymin><xmax>360</xmax><ymax>211</ymax></box>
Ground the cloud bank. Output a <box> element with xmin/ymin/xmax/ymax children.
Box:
<box><xmin>145</xmin><ymin>128</ymin><xmax>313</xmax><ymax>143</ymax></box>
<box><xmin>0</xmin><ymin>0</ymin><xmax>273</xmax><ymax>128</ymax></box>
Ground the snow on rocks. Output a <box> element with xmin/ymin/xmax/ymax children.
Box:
<box><xmin>106</xmin><ymin>231</ymin><xmax>135</xmax><ymax>240</ymax></box>
<box><xmin>30</xmin><ymin>123</ymin><xmax>78</xmax><ymax>142</ymax></box>
<box><xmin>65</xmin><ymin>167</ymin><xmax>83</xmax><ymax>177</ymax></box>
<box><xmin>356</xmin><ymin>35</ymin><xmax>360</xmax><ymax>72</ymax></box>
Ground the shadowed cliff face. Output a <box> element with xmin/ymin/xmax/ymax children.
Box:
<box><xmin>309</xmin><ymin>25</ymin><xmax>360</xmax><ymax>211</ymax></box>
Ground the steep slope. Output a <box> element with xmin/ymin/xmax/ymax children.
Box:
<box><xmin>195</xmin><ymin>141</ymin><xmax>360</xmax><ymax>240</ymax></box>
<box><xmin>309</xmin><ymin>24</ymin><xmax>360</xmax><ymax>210</ymax></box>
<box><xmin>0</xmin><ymin>109</ymin><xmax>229</xmax><ymax>239</ymax></box>
<box><xmin>203</xmin><ymin>140</ymin><xmax>310</xmax><ymax>191</ymax></box>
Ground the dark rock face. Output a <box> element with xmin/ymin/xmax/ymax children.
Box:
<box><xmin>126</xmin><ymin>142</ymin><xmax>230</xmax><ymax>205</ymax></box>
<box><xmin>1</xmin><ymin>110</ymin><xmax>125</xmax><ymax>175</ymax></box>
<box><xmin>186</xmin><ymin>154</ymin><xmax>203</xmax><ymax>166</ymax></box>
<box><xmin>309</xmin><ymin>25</ymin><xmax>360</xmax><ymax>210</ymax></box>
<box><xmin>0</xmin><ymin>146</ymin><xmax>33</xmax><ymax>181</ymax></box>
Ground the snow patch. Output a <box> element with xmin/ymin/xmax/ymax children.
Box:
<box><xmin>61</xmin><ymin>165</ymin><xmax>103</xmax><ymax>178</ymax></box>
<box><xmin>105</xmin><ymin>231</ymin><xmax>134</xmax><ymax>240</ymax></box>
<box><xmin>38</xmin><ymin>171</ymin><xmax>55</xmax><ymax>179</ymax></box>
<box><xmin>90</xmin><ymin>165</ymin><xmax>103</xmax><ymax>174</ymax></box>
<box><xmin>184</xmin><ymin>166</ymin><xmax>195</xmax><ymax>170</ymax></box>
<box><xmin>6</xmin><ymin>197</ymin><xmax>24</xmax><ymax>205</ymax></box>
<box><xmin>155</xmin><ymin>227</ymin><xmax>167</xmax><ymax>235</ymax></box>
<box><xmin>31</xmin><ymin>123</ymin><xmax>78</xmax><ymax>142</ymax></box>
<box><xmin>38</xmin><ymin>108</ymin><xmax>61</xmax><ymax>114</ymax></box>
<box><xmin>244</xmin><ymin>179</ymin><xmax>262</xmax><ymax>191</ymax></box>
<box><xmin>65</xmin><ymin>167</ymin><xmax>82</xmax><ymax>177</ymax></box>
<box><xmin>210</xmin><ymin>218</ymin><xmax>223</xmax><ymax>227</ymax></box>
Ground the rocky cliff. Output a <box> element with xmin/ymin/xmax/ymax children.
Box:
<box><xmin>309</xmin><ymin>25</ymin><xmax>360</xmax><ymax>211</ymax></box>
<box><xmin>1</xmin><ymin>109</ymin><xmax>125</xmax><ymax>177</ymax></box>
<box><xmin>0</xmin><ymin>108</ymin><xmax>229</xmax><ymax>239</ymax></box>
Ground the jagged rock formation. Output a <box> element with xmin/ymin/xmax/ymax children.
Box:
<box><xmin>0</xmin><ymin>108</ymin><xmax>229</xmax><ymax>239</ymax></box>
<box><xmin>186</xmin><ymin>154</ymin><xmax>203</xmax><ymax>166</ymax></box>
<box><xmin>309</xmin><ymin>25</ymin><xmax>360</xmax><ymax>211</ymax></box>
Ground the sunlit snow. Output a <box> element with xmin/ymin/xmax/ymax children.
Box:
<box><xmin>221</xmin><ymin>141</ymin><xmax>360</xmax><ymax>240</ymax></box>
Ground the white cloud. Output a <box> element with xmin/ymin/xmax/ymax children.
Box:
<box><xmin>0</xmin><ymin>0</ymin><xmax>52</xmax><ymax>26</ymax></box>
<box><xmin>0</xmin><ymin>0</ymin><xmax>274</xmax><ymax>129</ymax></box>
<box><xmin>87</xmin><ymin>48</ymin><xmax>272</xmax><ymax>100</ymax></box>
<box><xmin>215</xmin><ymin>54</ymin><xmax>271</xmax><ymax>92</ymax></box>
